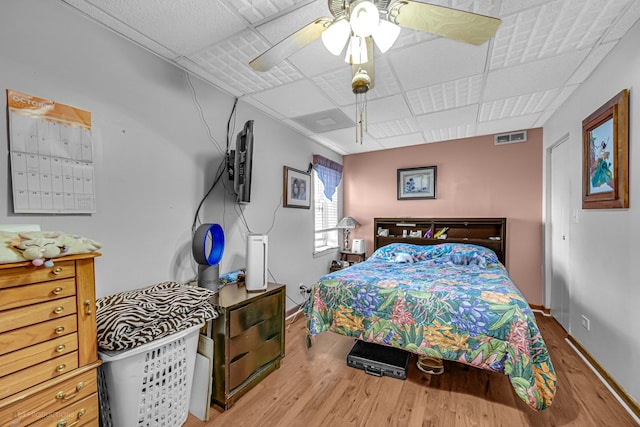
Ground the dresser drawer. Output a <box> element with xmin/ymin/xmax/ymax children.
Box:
<box><xmin>229</xmin><ymin>333</ymin><xmax>283</xmax><ymax>390</ymax></box>
<box><xmin>0</xmin><ymin>367</ymin><xmax>97</xmax><ymax>427</ymax></box>
<box><xmin>0</xmin><ymin>352</ymin><xmax>79</xmax><ymax>400</ymax></box>
<box><xmin>27</xmin><ymin>392</ymin><xmax>98</xmax><ymax>427</ymax></box>
<box><xmin>0</xmin><ymin>277</ymin><xmax>76</xmax><ymax>311</ymax></box>
<box><xmin>0</xmin><ymin>296</ymin><xmax>77</xmax><ymax>333</ymax></box>
<box><xmin>0</xmin><ymin>260</ymin><xmax>76</xmax><ymax>290</ymax></box>
<box><xmin>229</xmin><ymin>291</ymin><xmax>281</xmax><ymax>338</ymax></box>
<box><xmin>0</xmin><ymin>334</ymin><xmax>78</xmax><ymax>377</ymax></box>
<box><xmin>229</xmin><ymin>314</ymin><xmax>282</xmax><ymax>360</ymax></box>
<box><xmin>0</xmin><ymin>315</ymin><xmax>78</xmax><ymax>356</ymax></box>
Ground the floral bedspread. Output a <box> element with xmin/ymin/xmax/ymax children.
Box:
<box><xmin>305</xmin><ymin>243</ymin><xmax>556</xmax><ymax>411</ymax></box>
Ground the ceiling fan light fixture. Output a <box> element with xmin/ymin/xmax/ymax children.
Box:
<box><xmin>349</xmin><ymin>1</ymin><xmax>380</xmax><ymax>37</ymax></box>
<box><xmin>372</xmin><ymin>19</ymin><xmax>401</xmax><ymax>53</ymax></box>
<box><xmin>344</xmin><ymin>36</ymin><xmax>368</xmax><ymax>65</ymax></box>
<box><xmin>321</xmin><ymin>18</ymin><xmax>350</xmax><ymax>56</ymax></box>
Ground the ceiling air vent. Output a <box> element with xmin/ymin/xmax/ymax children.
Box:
<box><xmin>494</xmin><ymin>130</ymin><xmax>527</xmax><ymax>145</ymax></box>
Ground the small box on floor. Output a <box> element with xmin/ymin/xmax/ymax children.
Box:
<box><xmin>347</xmin><ymin>340</ymin><xmax>410</xmax><ymax>380</ymax></box>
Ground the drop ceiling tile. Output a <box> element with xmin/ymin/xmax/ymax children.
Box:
<box><xmin>249</xmin><ymin>79</ymin><xmax>335</xmax><ymax>118</ymax></box>
<box><xmin>566</xmin><ymin>41</ymin><xmax>616</xmax><ymax>85</ymax></box>
<box><xmin>476</xmin><ymin>114</ymin><xmax>539</xmax><ymax>136</ymax></box>
<box><xmin>79</xmin><ymin>0</ymin><xmax>246</xmax><ymax>56</ymax></box>
<box><xmin>479</xmin><ymin>89</ymin><xmax>559</xmax><ymax>122</ymax></box>
<box><xmin>224</xmin><ymin>0</ymin><xmax>317</xmax><ymax>25</ymax></box>
<box><xmin>533</xmin><ymin>84</ymin><xmax>579</xmax><ymax>127</ymax></box>
<box><xmin>366</xmin><ymin>57</ymin><xmax>403</xmax><ymax>100</ymax></box>
<box><xmin>424</xmin><ymin>125</ymin><xmax>478</xmax><ymax>143</ymax></box>
<box><xmin>406</xmin><ymin>74</ymin><xmax>484</xmax><ymax>115</ymax></box>
<box><xmin>289</xmin><ymin>40</ymin><xmax>347</xmax><ymax>77</ymax></box>
<box><xmin>491</xmin><ymin>0</ymin><xmax>629</xmax><ymax>70</ymax></box>
<box><xmin>252</xmin><ymin>1</ymin><xmax>330</xmax><ymax>43</ymax></box>
<box><xmin>340</xmin><ymin>94</ymin><xmax>412</xmax><ymax>125</ymax></box>
<box><xmin>315</xmin><ymin>127</ymin><xmax>385</xmax><ymax>153</ymax></box>
<box><xmin>603</xmin><ymin>0</ymin><xmax>640</xmax><ymax>41</ymax></box>
<box><xmin>484</xmin><ymin>49</ymin><xmax>589</xmax><ymax>101</ymax></box>
<box><xmin>500</xmin><ymin>0</ymin><xmax>553</xmax><ymax>16</ymax></box>
<box><xmin>377</xmin><ymin>132</ymin><xmax>427</xmax><ymax>150</ymax></box>
<box><xmin>311</xmin><ymin>66</ymin><xmax>357</xmax><ymax>106</ymax></box>
<box><xmin>416</xmin><ymin>104</ymin><xmax>479</xmax><ymax>131</ymax></box>
<box><xmin>367</xmin><ymin>118</ymin><xmax>422</xmax><ymax>139</ymax></box>
<box><xmin>186</xmin><ymin>30</ymin><xmax>303</xmax><ymax>95</ymax></box>
<box><xmin>391</xmin><ymin>39</ymin><xmax>489</xmax><ymax>91</ymax></box>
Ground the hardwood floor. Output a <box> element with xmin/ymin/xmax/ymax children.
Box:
<box><xmin>184</xmin><ymin>313</ymin><xmax>638</xmax><ymax>427</ymax></box>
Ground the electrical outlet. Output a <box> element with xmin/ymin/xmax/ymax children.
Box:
<box><xmin>299</xmin><ymin>282</ymin><xmax>309</xmax><ymax>294</ymax></box>
<box><xmin>581</xmin><ymin>315</ymin><xmax>590</xmax><ymax>331</ymax></box>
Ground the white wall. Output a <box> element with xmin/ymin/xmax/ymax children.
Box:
<box><xmin>0</xmin><ymin>0</ymin><xmax>340</xmax><ymax>311</ymax></box>
<box><xmin>543</xmin><ymin>20</ymin><xmax>640</xmax><ymax>403</ymax></box>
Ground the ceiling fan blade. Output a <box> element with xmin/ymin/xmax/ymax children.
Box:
<box><xmin>351</xmin><ymin>37</ymin><xmax>375</xmax><ymax>89</ymax></box>
<box><xmin>249</xmin><ymin>17</ymin><xmax>332</xmax><ymax>72</ymax></box>
<box><xmin>389</xmin><ymin>1</ymin><xmax>501</xmax><ymax>46</ymax></box>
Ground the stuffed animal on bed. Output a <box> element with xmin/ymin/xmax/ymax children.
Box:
<box><xmin>393</xmin><ymin>252</ymin><xmax>414</xmax><ymax>263</ymax></box>
<box><xmin>12</xmin><ymin>234</ymin><xmax>67</xmax><ymax>267</ymax></box>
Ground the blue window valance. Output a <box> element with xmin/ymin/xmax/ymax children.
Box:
<box><xmin>313</xmin><ymin>154</ymin><xmax>343</xmax><ymax>201</ymax></box>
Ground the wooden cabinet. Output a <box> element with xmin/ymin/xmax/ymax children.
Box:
<box><xmin>210</xmin><ymin>282</ymin><xmax>285</xmax><ymax>410</ymax></box>
<box><xmin>0</xmin><ymin>254</ymin><xmax>101</xmax><ymax>427</ymax></box>
<box><xmin>374</xmin><ymin>218</ymin><xmax>507</xmax><ymax>264</ymax></box>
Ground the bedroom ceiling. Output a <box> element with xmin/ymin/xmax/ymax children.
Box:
<box><xmin>60</xmin><ymin>0</ymin><xmax>640</xmax><ymax>155</ymax></box>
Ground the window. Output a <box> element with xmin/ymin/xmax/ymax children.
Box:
<box><xmin>313</xmin><ymin>170</ymin><xmax>339</xmax><ymax>253</ymax></box>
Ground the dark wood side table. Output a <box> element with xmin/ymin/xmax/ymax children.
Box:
<box><xmin>330</xmin><ymin>250</ymin><xmax>366</xmax><ymax>272</ymax></box>
<box><xmin>210</xmin><ymin>281</ymin><xmax>285</xmax><ymax>409</ymax></box>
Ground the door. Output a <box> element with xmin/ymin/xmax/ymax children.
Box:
<box><xmin>549</xmin><ymin>138</ymin><xmax>571</xmax><ymax>331</ymax></box>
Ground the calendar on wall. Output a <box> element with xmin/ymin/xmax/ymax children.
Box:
<box><xmin>7</xmin><ymin>89</ymin><xmax>96</xmax><ymax>214</ymax></box>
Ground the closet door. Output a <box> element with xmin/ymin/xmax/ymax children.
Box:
<box><xmin>550</xmin><ymin>137</ymin><xmax>571</xmax><ymax>331</ymax></box>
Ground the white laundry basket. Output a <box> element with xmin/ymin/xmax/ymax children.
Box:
<box><xmin>98</xmin><ymin>323</ymin><xmax>203</xmax><ymax>427</ymax></box>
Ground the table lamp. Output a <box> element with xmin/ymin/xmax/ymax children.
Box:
<box><xmin>336</xmin><ymin>216</ymin><xmax>360</xmax><ymax>251</ymax></box>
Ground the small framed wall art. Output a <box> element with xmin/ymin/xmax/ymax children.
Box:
<box><xmin>582</xmin><ymin>89</ymin><xmax>629</xmax><ymax>209</ymax></box>
<box><xmin>283</xmin><ymin>166</ymin><xmax>311</xmax><ymax>209</ymax></box>
<box><xmin>397</xmin><ymin>166</ymin><xmax>437</xmax><ymax>200</ymax></box>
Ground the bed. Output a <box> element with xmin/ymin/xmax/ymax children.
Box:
<box><xmin>304</xmin><ymin>220</ymin><xmax>556</xmax><ymax>411</ymax></box>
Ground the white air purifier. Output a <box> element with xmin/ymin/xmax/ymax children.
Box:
<box><xmin>246</xmin><ymin>234</ymin><xmax>268</xmax><ymax>292</ymax></box>
<box><xmin>352</xmin><ymin>239</ymin><xmax>365</xmax><ymax>254</ymax></box>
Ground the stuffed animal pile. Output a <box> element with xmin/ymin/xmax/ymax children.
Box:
<box><xmin>0</xmin><ymin>230</ymin><xmax>102</xmax><ymax>266</ymax></box>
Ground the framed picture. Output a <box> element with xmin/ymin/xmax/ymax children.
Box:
<box><xmin>582</xmin><ymin>89</ymin><xmax>629</xmax><ymax>209</ymax></box>
<box><xmin>397</xmin><ymin>166</ymin><xmax>437</xmax><ymax>200</ymax></box>
<box><xmin>283</xmin><ymin>166</ymin><xmax>311</xmax><ymax>209</ymax></box>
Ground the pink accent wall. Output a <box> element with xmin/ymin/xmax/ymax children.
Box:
<box><xmin>343</xmin><ymin>128</ymin><xmax>544</xmax><ymax>305</ymax></box>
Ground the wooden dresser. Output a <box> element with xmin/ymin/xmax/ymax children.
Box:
<box><xmin>210</xmin><ymin>282</ymin><xmax>285</xmax><ymax>410</ymax></box>
<box><xmin>0</xmin><ymin>254</ymin><xmax>101</xmax><ymax>427</ymax></box>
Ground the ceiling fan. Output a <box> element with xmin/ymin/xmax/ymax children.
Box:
<box><xmin>249</xmin><ymin>0</ymin><xmax>502</xmax><ymax>87</ymax></box>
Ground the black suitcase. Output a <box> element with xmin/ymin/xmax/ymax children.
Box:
<box><xmin>347</xmin><ymin>340</ymin><xmax>410</xmax><ymax>380</ymax></box>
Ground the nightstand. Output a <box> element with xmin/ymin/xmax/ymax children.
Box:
<box><xmin>210</xmin><ymin>281</ymin><xmax>285</xmax><ymax>410</ymax></box>
<box><xmin>330</xmin><ymin>250</ymin><xmax>366</xmax><ymax>272</ymax></box>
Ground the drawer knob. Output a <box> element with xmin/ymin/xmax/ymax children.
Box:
<box><xmin>56</xmin><ymin>344</ymin><xmax>66</xmax><ymax>352</ymax></box>
<box><xmin>52</xmin><ymin>266</ymin><xmax>63</xmax><ymax>275</ymax></box>
<box><xmin>56</xmin><ymin>408</ymin><xmax>86</xmax><ymax>427</ymax></box>
<box><xmin>54</xmin><ymin>306</ymin><xmax>65</xmax><ymax>314</ymax></box>
<box><xmin>84</xmin><ymin>299</ymin><xmax>92</xmax><ymax>315</ymax></box>
<box><xmin>55</xmin><ymin>326</ymin><xmax>65</xmax><ymax>334</ymax></box>
<box><xmin>52</xmin><ymin>286</ymin><xmax>63</xmax><ymax>295</ymax></box>
<box><xmin>55</xmin><ymin>381</ymin><xmax>84</xmax><ymax>401</ymax></box>
<box><xmin>56</xmin><ymin>364</ymin><xmax>66</xmax><ymax>372</ymax></box>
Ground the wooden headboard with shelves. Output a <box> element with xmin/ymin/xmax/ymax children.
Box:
<box><xmin>373</xmin><ymin>217</ymin><xmax>507</xmax><ymax>264</ymax></box>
